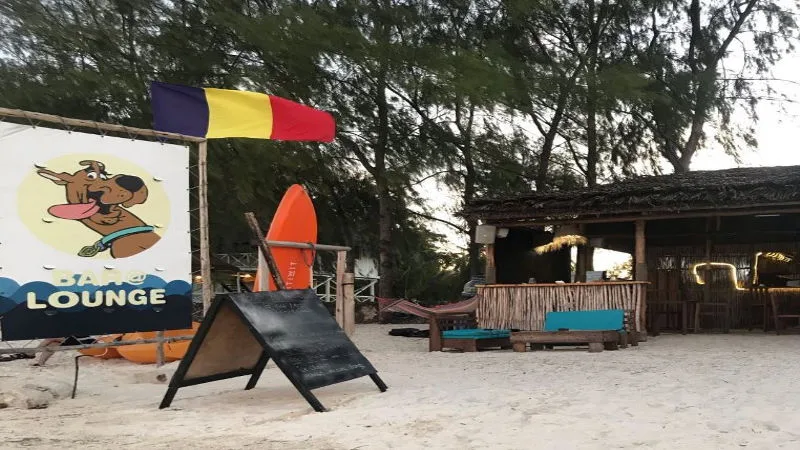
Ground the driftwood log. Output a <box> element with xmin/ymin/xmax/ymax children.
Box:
<box><xmin>477</xmin><ymin>282</ymin><xmax>647</xmax><ymax>334</ymax></box>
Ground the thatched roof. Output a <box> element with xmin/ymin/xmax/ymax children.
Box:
<box><xmin>464</xmin><ymin>165</ymin><xmax>800</xmax><ymax>223</ymax></box>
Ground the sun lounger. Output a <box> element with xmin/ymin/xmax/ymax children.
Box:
<box><xmin>429</xmin><ymin>312</ymin><xmax>512</xmax><ymax>352</ymax></box>
<box><xmin>511</xmin><ymin>309</ymin><xmax>633</xmax><ymax>353</ymax></box>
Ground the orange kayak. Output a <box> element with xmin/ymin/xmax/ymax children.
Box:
<box><xmin>115</xmin><ymin>322</ymin><xmax>200</xmax><ymax>364</ymax></box>
<box><xmin>78</xmin><ymin>334</ymin><xmax>124</xmax><ymax>359</ymax></box>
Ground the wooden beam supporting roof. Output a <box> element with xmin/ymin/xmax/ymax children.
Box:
<box><xmin>482</xmin><ymin>205</ymin><xmax>800</xmax><ymax>227</ymax></box>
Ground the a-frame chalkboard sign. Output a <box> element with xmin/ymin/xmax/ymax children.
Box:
<box><xmin>159</xmin><ymin>288</ymin><xmax>387</xmax><ymax>412</ymax></box>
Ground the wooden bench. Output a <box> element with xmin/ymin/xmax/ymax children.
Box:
<box><xmin>429</xmin><ymin>313</ymin><xmax>511</xmax><ymax>352</ymax></box>
<box><xmin>511</xmin><ymin>309</ymin><xmax>633</xmax><ymax>353</ymax></box>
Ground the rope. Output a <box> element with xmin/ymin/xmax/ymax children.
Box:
<box><xmin>59</xmin><ymin>115</ymin><xmax>72</xmax><ymax>133</ymax></box>
<box><xmin>302</xmin><ymin>242</ymin><xmax>316</xmax><ymax>268</ymax></box>
<box><xmin>21</xmin><ymin>110</ymin><xmax>36</xmax><ymax>128</ymax></box>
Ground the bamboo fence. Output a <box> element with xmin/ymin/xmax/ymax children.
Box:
<box><xmin>477</xmin><ymin>282</ymin><xmax>647</xmax><ymax>332</ymax></box>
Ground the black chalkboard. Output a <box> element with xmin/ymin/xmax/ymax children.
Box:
<box><xmin>159</xmin><ymin>289</ymin><xmax>386</xmax><ymax>412</ymax></box>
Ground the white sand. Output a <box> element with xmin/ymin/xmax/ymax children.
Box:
<box><xmin>2</xmin><ymin>325</ymin><xmax>800</xmax><ymax>449</ymax></box>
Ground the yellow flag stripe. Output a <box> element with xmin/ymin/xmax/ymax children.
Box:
<box><xmin>204</xmin><ymin>88</ymin><xmax>273</xmax><ymax>139</ymax></box>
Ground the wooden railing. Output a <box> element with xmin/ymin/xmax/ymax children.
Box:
<box><xmin>477</xmin><ymin>282</ymin><xmax>648</xmax><ymax>333</ymax></box>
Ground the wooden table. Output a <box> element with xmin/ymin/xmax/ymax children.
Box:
<box><xmin>510</xmin><ymin>330</ymin><xmax>623</xmax><ymax>353</ymax></box>
<box><xmin>766</xmin><ymin>288</ymin><xmax>800</xmax><ymax>333</ymax></box>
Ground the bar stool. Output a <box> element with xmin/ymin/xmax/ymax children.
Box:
<box><xmin>747</xmin><ymin>286</ymin><xmax>770</xmax><ymax>331</ymax></box>
<box><xmin>694</xmin><ymin>292</ymin><xmax>732</xmax><ymax>333</ymax></box>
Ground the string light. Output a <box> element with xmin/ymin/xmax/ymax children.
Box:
<box><xmin>753</xmin><ymin>252</ymin><xmax>763</xmax><ymax>285</ymax></box>
<box><xmin>763</xmin><ymin>252</ymin><xmax>793</xmax><ymax>263</ymax></box>
<box><xmin>753</xmin><ymin>251</ymin><xmax>794</xmax><ymax>286</ymax></box>
<box><xmin>690</xmin><ymin>262</ymin><xmax>746</xmax><ymax>291</ymax></box>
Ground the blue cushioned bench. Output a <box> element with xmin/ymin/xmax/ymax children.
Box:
<box><xmin>511</xmin><ymin>309</ymin><xmax>632</xmax><ymax>353</ymax></box>
<box><xmin>544</xmin><ymin>309</ymin><xmax>626</xmax><ymax>332</ymax></box>
<box><xmin>442</xmin><ymin>329</ymin><xmax>511</xmax><ymax>340</ymax></box>
<box><xmin>429</xmin><ymin>313</ymin><xmax>512</xmax><ymax>352</ymax></box>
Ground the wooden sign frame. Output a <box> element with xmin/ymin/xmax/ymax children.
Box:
<box><xmin>159</xmin><ymin>290</ymin><xmax>387</xmax><ymax>412</ymax></box>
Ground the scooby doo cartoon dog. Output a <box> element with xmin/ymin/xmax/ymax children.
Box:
<box><xmin>37</xmin><ymin>160</ymin><xmax>160</xmax><ymax>258</ymax></box>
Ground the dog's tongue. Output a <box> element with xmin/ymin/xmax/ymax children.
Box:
<box><xmin>48</xmin><ymin>200</ymin><xmax>100</xmax><ymax>220</ymax></box>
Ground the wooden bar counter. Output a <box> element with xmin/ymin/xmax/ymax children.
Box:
<box><xmin>477</xmin><ymin>282</ymin><xmax>648</xmax><ymax>336</ymax></box>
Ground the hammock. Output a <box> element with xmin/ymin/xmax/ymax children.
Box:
<box><xmin>376</xmin><ymin>296</ymin><xmax>479</xmax><ymax>319</ymax></box>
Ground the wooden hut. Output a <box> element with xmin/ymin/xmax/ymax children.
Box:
<box><xmin>463</xmin><ymin>165</ymin><xmax>800</xmax><ymax>336</ymax></box>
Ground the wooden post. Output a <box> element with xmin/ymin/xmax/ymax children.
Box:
<box><xmin>256</xmin><ymin>249</ymin><xmax>270</xmax><ymax>291</ymax></box>
<box><xmin>335</xmin><ymin>250</ymin><xmax>346</xmax><ymax>328</ymax></box>
<box><xmin>343</xmin><ymin>272</ymin><xmax>356</xmax><ymax>336</ymax></box>
<box><xmin>156</xmin><ymin>331</ymin><xmax>165</xmax><ymax>367</ymax></box>
<box><xmin>575</xmin><ymin>247</ymin><xmax>587</xmax><ymax>282</ymax></box>
<box><xmin>634</xmin><ymin>220</ymin><xmax>647</xmax><ymax>282</ymax></box>
<box><xmin>576</xmin><ymin>224</ymin><xmax>589</xmax><ymax>282</ymax></box>
<box><xmin>244</xmin><ymin>212</ymin><xmax>285</xmax><ymax>290</ymax></box>
<box><xmin>699</xmin><ymin>217</ymin><xmax>713</xmax><ymax>331</ymax></box>
<box><xmin>485</xmin><ymin>244</ymin><xmax>496</xmax><ymax>284</ymax></box>
<box><xmin>634</xmin><ymin>219</ymin><xmax>648</xmax><ymax>341</ymax></box>
<box><xmin>198</xmin><ymin>140</ymin><xmax>214</xmax><ymax>315</ymax></box>
<box><xmin>704</xmin><ymin>235</ymin><xmax>712</xmax><ymax>321</ymax></box>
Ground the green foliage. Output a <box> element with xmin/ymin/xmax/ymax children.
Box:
<box><xmin>1</xmin><ymin>0</ymin><xmax>796</xmax><ymax>300</ymax></box>
<box><xmin>626</xmin><ymin>0</ymin><xmax>799</xmax><ymax>171</ymax></box>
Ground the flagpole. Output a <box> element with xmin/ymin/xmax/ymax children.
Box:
<box><xmin>198</xmin><ymin>140</ymin><xmax>213</xmax><ymax>314</ymax></box>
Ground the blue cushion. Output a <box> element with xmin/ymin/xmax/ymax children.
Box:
<box><xmin>543</xmin><ymin>309</ymin><xmax>625</xmax><ymax>332</ymax></box>
<box><xmin>442</xmin><ymin>329</ymin><xmax>511</xmax><ymax>339</ymax></box>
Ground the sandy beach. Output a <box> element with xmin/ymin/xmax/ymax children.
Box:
<box><xmin>2</xmin><ymin>325</ymin><xmax>800</xmax><ymax>449</ymax></box>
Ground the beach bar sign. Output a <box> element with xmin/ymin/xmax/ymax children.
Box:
<box><xmin>0</xmin><ymin>122</ymin><xmax>192</xmax><ymax>340</ymax></box>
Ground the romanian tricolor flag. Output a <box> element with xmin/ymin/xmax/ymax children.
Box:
<box><xmin>150</xmin><ymin>81</ymin><xmax>335</xmax><ymax>142</ymax></box>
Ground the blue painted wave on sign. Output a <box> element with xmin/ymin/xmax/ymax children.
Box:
<box><xmin>0</xmin><ymin>275</ymin><xmax>192</xmax><ymax>315</ymax></box>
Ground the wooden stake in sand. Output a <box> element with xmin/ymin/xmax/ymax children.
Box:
<box><xmin>244</xmin><ymin>212</ymin><xmax>286</xmax><ymax>290</ymax></box>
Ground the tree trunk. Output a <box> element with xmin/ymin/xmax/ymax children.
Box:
<box><xmin>680</xmin><ymin>70</ymin><xmax>716</xmax><ymax>172</ymax></box>
<box><xmin>533</xmin><ymin>63</ymin><xmax>584</xmax><ymax>192</ymax></box>
<box><xmin>377</xmin><ymin>178</ymin><xmax>393</xmax><ymax>297</ymax></box>
<box><xmin>675</xmin><ymin>153</ymin><xmax>693</xmax><ymax>172</ymax></box>
<box><xmin>466</xmin><ymin>219</ymin><xmax>480</xmax><ymax>278</ymax></box>
<box><xmin>584</xmin><ymin>84</ymin><xmax>598</xmax><ymax>269</ymax></box>
<box><xmin>374</xmin><ymin>0</ymin><xmax>394</xmax><ymax>298</ymax></box>
<box><xmin>536</xmin><ymin>127</ymin><xmax>557</xmax><ymax>192</ymax></box>
<box><xmin>460</xmin><ymin>104</ymin><xmax>480</xmax><ymax>277</ymax></box>
<box><xmin>375</xmin><ymin>43</ymin><xmax>393</xmax><ymax>298</ymax></box>
<box><xmin>585</xmin><ymin>34</ymin><xmax>599</xmax><ymax>187</ymax></box>
<box><xmin>583</xmin><ymin>0</ymin><xmax>603</xmax><ymax>270</ymax></box>
<box><xmin>535</xmin><ymin>86</ymin><xmax>571</xmax><ymax>191</ymax></box>
<box><xmin>670</xmin><ymin>0</ymin><xmax>755</xmax><ymax>174</ymax></box>
<box><xmin>464</xmin><ymin>161</ymin><xmax>480</xmax><ymax>277</ymax></box>
<box><xmin>464</xmin><ymin>171</ymin><xmax>480</xmax><ymax>277</ymax></box>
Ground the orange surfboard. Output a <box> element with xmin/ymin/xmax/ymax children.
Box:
<box><xmin>253</xmin><ymin>184</ymin><xmax>318</xmax><ymax>291</ymax></box>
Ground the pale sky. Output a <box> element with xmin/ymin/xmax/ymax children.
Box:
<box><xmin>416</xmin><ymin>48</ymin><xmax>800</xmax><ymax>272</ymax></box>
